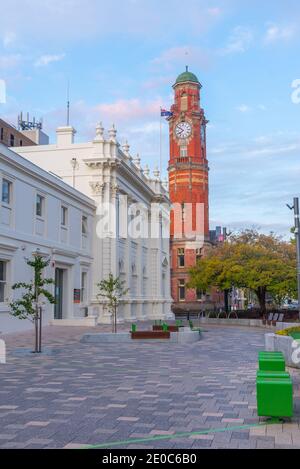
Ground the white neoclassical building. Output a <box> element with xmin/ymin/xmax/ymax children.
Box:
<box><xmin>15</xmin><ymin>124</ymin><xmax>173</xmax><ymax>323</ymax></box>
<box><xmin>0</xmin><ymin>143</ymin><xmax>96</xmax><ymax>333</ymax></box>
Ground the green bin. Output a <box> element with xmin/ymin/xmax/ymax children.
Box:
<box><xmin>259</xmin><ymin>356</ymin><xmax>285</xmax><ymax>372</ymax></box>
<box><xmin>257</xmin><ymin>377</ymin><xmax>293</xmax><ymax>417</ymax></box>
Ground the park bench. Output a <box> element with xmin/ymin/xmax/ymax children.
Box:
<box><xmin>263</xmin><ymin>313</ymin><xmax>273</xmax><ymax>325</ymax></box>
<box><xmin>131</xmin><ymin>331</ymin><xmax>170</xmax><ymax>340</ymax></box>
<box><xmin>256</xmin><ymin>351</ymin><xmax>293</xmax><ymax>418</ymax></box>
<box><xmin>273</xmin><ymin>313</ymin><xmax>284</xmax><ymax>326</ymax></box>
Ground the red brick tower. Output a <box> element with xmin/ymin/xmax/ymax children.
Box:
<box><xmin>168</xmin><ymin>67</ymin><xmax>210</xmax><ymax>311</ymax></box>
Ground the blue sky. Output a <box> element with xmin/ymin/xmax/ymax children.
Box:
<box><xmin>0</xmin><ymin>0</ymin><xmax>300</xmax><ymax>236</ymax></box>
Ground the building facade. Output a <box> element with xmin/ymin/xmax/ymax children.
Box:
<box><xmin>0</xmin><ymin>143</ymin><xmax>96</xmax><ymax>334</ymax></box>
<box><xmin>15</xmin><ymin>124</ymin><xmax>173</xmax><ymax>323</ymax></box>
<box><xmin>0</xmin><ymin>118</ymin><xmax>37</xmax><ymax>148</ymax></box>
<box><xmin>168</xmin><ymin>68</ymin><xmax>211</xmax><ymax>312</ymax></box>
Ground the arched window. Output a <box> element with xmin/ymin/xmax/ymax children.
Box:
<box><xmin>180</xmin><ymin>92</ymin><xmax>188</xmax><ymax>112</ymax></box>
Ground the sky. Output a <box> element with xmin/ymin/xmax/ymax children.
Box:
<box><xmin>0</xmin><ymin>0</ymin><xmax>300</xmax><ymax>237</ymax></box>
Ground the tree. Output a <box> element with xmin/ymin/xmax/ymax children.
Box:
<box><xmin>188</xmin><ymin>242</ymin><xmax>235</xmax><ymax>314</ymax></box>
<box><xmin>189</xmin><ymin>230</ymin><xmax>297</xmax><ymax>316</ymax></box>
<box><xmin>9</xmin><ymin>255</ymin><xmax>55</xmax><ymax>353</ymax></box>
<box><xmin>96</xmin><ymin>274</ymin><xmax>129</xmax><ymax>333</ymax></box>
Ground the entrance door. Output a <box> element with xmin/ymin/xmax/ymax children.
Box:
<box><xmin>54</xmin><ymin>268</ymin><xmax>64</xmax><ymax>319</ymax></box>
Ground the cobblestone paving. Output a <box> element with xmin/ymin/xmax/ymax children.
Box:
<box><xmin>0</xmin><ymin>323</ymin><xmax>300</xmax><ymax>449</ymax></box>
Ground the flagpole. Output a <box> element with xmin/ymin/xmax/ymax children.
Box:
<box><xmin>160</xmin><ymin>107</ymin><xmax>162</xmax><ymax>177</ymax></box>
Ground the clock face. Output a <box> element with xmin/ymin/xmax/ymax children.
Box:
<box><xmin>175</xmin><ymin>122</ymin><xmax>192</xmax><ymax>139</ymax></box>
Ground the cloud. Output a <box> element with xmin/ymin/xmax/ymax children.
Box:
<box><xmin>0</xmin><ymin>54</ymin><xmax>22</xmax><ymax>70</ymax></box>
<box><xmin>236</xmin><ymin>104</ymin><xmax>251</xmax><ymax>113</ymax></box>
<box><xmin>34</xmin><ymin>53</ymin><xmax>66</xmax><ymax>67</ymax></box>
<box><xmin>142</xmin><ymin>76</ymin><xmax>173</xmax><ymax>90</ymax></box>
<box><xmin>221</xmin><ymin>26</ymin><xmax>254</xmax><ymax>55</ymax></box>
<box><xmin>3</xmin><ymin>32</ymin><xmax>17</xmax><ymax>48</ymax></box>
<box><xmin>0</xmin><ymin>0</ymin><xmax>223</xmax><ymax>44</ymax></box>
<box><xmin>207</xmin><ymin>7</ymin><xmax>222</xmax><ymax>17</ymax></box>
<box><xmin>264</xmin><ymin>23</ymin><xmax>295</xmax><ymax>44</ymax></box>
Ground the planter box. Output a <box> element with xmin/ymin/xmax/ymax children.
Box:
<box><xmin>153</xmin><ymin>325</ymin><xmax>179</xmax><ymax>332</ymax></box>
<box><xmin>131</xmin><ymin>331</ymin><xmax>170</xmax><ymax>340</ymax></box>
<box><xmin>265</xmin><ymin>333</ymin><xmax>300</xmax><ymax>369</ymax></box>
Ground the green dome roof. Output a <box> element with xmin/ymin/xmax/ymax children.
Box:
<box><xmin>175</xmin><ymin>68</ymin><xmax>199</xmax><ymax>84</ymax></box>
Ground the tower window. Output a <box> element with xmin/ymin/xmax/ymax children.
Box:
<box><xmin>10</xmin><ymin>134</ymin><xmax>15</xmax><ymax>147</ymax></box>
<box><xmin>178</xmin><ymin>248</ymin><xmax>185</xmax><ymax>268</ymax></box>
<box><xmin>180</xmin><ymin>93</ymin><xmax>188</xmax><ymax>112</ymax></box>
<box><xmin>180</xmin><ymin>146</ymin><xmax>188</xmax><ymax>158</ymax></box>
<box><xmin>178</xmin><ymin>279</ymin><xmax>185</xmax><ymax>301</ymax></box>
<box><xmin>196</xmin><ymin>248</ymin><xmax>202</xmax><ymax>263</ymax></box>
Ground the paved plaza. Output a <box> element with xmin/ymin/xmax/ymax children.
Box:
<box><xmin>0</xmin><ymin>323</ymin><xmax>300</xmax><ymax>449</ymax></box>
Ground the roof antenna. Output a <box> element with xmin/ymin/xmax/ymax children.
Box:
<box><xmin>66</xmin><ymin>79</ymin><xmax>70</xmax><ymax>126</ymax></box>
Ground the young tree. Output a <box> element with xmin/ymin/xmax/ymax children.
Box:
<box><xmin>96</xmin><ymin>274</ymin><xmax>129</xmax><ymax>333</ymax></box>
<box><xmin>10</xmin><ymin>255</ymin><xmax>55</xmax><ymax>353</ymax></box>
<box><xmin>189</xmin><ymin>230</ymin><xmax>297</xmax><ymax>316</ymax></box>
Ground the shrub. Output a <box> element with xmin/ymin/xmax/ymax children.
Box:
<box><xmin>276</xmin><ymin>326</ymin><xmax>300</xmax><ymax>336</ymax></box>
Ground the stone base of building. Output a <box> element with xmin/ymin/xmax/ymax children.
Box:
<box><xmin>49</xmin><ymin>317</ymin><xmax>97</xmax><ymax>327</ymax></box>
<box><xmin>93</xmin><ymin>299</ymin><xmax>174</xmax><ymax>324</ymax></box>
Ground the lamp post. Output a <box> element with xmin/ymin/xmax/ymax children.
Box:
<box><xmin>287</xmin><ymin>198</ymin><xmax>300</xmax><ymax>319</ymax></box>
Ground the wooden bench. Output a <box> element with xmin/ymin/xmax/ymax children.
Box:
<box><xmin>131</xmin><ymin>331</ymin><xmax>170</xmax><ymax>340</ymax></box>
<box><xmin>152</xmin><ymin>325</ymin><xmax>179</xmax><ymax>332</ymax></box>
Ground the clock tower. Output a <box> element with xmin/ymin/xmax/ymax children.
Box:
<box><xmin>168</xmin><ymin>67</ymin><xmax>210</xmax><ymax>310</ymax></box>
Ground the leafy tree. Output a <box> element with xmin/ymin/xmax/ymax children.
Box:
<box><xmin>10</xmin><ymin>255</ymin><xmax>55</xmax><ymax>353</ymax></box>
<box><xmin>96</xmin><ymin>273</ymin><xmax>129</xmax><ymax>333</ymax></box>
<box><xmin>189</xmin><ymin>246</ymin><xmax>232</xmax><ymax>313</ymax></box>
<box><xmin>189</xmin><ymin>230</ymin><xmax>297</xmax><ymax>316</ymax></box>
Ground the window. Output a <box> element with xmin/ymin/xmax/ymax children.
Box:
<box><xmin>181</xmin><ymin>93</ymin><xmax>188</xmax><ymax>112</ymax></box>
<box><xmin>2</xmin><ymin>179</ymin><xmax>11</xmax><ymax>204</ymax></box>
<box><xmin>196</xmin><ymin>248</ymin><xmax>202</xmax><ymax>263</ymax></box>
<box><xmin>180</xmin><ymin>146</ymin><xmax>188</xmax><ymax>158</ymax></box>
<box><xmin>36</xmin><ymin>194</ymin><xmax>45</xmax><ymax>217</ymax></box>
<box><xmin>20</xmin><ymin>140</ymin><xmax>23</xmax><ymax>147</ymax></box>
<box><xmin>0</xmin><ymin>128</ymin><xmax>3</xmax><ymax>141</ymax></box>
<box><xmin>178</xmin><ymin>279</ymin><xmax>185</xmax><ymax>301</ymax></box>
<box><xmin>82</xmin><ymin>215</ymin><xmax>88</xmax><ymax>235</ymax></box>
<box><xmin>196</xmin><ymin>289</ymin><xmax>204</xmax><ymax>300</ymax></box>
<box><xmin>81</xmin><ymin>271</ymin><xmax>87</xmax><ymax>303</ymax></box>
<box><xmin>178</xmin><ymin>248</ymin><xmax>185</xmax><ymax>267</ymax></box>
<box><xmin>10</xmin><ymin>134</ymin><xmax>14</xmax><ymax>147</ymax></box>
<box><xmin>0</xmin><ymin>261</ymin><xmax>7</xmax><ymax>303</ymax></box>
<box><xmin>61</xmin><ymin>206</ymin><xmax>68</xmax><ymax>226</ymax></box>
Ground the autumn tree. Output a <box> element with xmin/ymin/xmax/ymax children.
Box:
<box><xmin>189</xmin><ymin>230</ymin><xmax>296</xmax><ymax>316</ymax></box>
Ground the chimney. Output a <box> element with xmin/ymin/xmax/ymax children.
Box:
<box><xmin>56</xmin><ymin>126</ymin><xmax>76</xmax><ymax>146</ymax></box>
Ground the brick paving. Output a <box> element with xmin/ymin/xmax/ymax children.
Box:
<box><xmin>0</xmin><ymin>322</ymin><xmax>300</xmax><ymax>449</ymax></box>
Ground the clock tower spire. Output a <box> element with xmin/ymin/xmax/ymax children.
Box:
<box><xmin>168</xmin><ymin>69</ymin><xmax>210</xmax><ymax>309</ymax></box>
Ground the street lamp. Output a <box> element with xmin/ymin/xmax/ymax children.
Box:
<box><xmin>287</xmin><ymin>197</ymin><xmax>300</xmax><ymax>319</ymax></box>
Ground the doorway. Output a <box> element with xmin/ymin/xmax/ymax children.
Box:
<box><xmin>54</xmin><ymin>268</ymin><xmax>64</xmax><ymax>319</ymax></box>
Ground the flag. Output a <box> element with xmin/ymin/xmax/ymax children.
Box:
<box><xmin>160</xmin><ymin>108</ymin><xmax>173</xmax><ymax>117</ymax></box>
